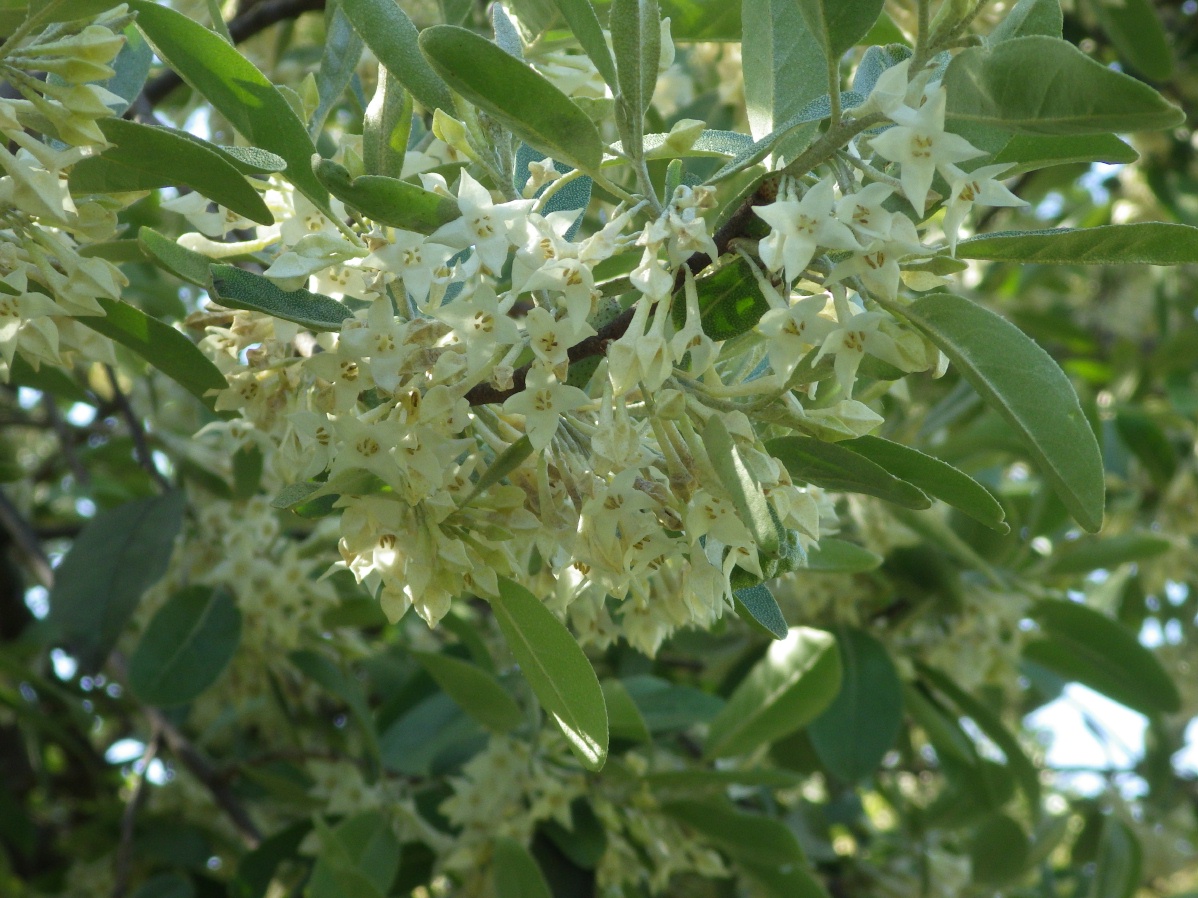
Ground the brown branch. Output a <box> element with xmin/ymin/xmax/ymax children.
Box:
<box><xmin>140</xmin><ymin>0</ymin><xmax>328</xmax><ymax>107</ymax></box>
<box><xmin>104</xmin><ymin>366</ymin><xmax>172</xmax><ymax>493</ymax></box>
<box><xmin>112</xmin><ymin>726</ymin><xmax>161</xmax><ymax>898</ymax></box>
<box><xmin>463</xmin><ymin>174</ymin><xmax>782</xmax><ymax>407</ymax></box>
<box><xmin>0</xmin><ymin>488</ymin><xmax>53</xmax><ymax>589</ymax></box>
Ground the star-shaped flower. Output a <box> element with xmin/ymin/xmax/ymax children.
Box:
<box><xmin>753</xmin><ymin>177</ymin><xmax>860</xmax><ymax>285</ymax></box>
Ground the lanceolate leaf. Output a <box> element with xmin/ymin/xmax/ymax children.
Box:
<box><xmin>410</xmin><ymin>651</ymin><xmax>522</xmax><ymax>733</ymax></box>
<box><xmin>1042</xmin><ymin>531</ymin><xmax>1172</xmax><ymax>577</ymax></box>
<box><xmin>341</xmin><ymin>0</ymin><xmax>455</xmax><ymax>114</ymax></box>
<box><xmin>610</xmin><ymin>0</ymin><xmax>660</xmax><ymax>157</ymax></box>
<box><xmin>808</xmin><ymin>628</ymin><xmax>903</xmax><ymax>783</ymax></box>
<box><xmin>491</xmin><ymin>578</ymin><xmax>608</xmax><ymax>770</ymax></box>
<box><xmin>705</xmin><ymin>627</ymin><xmax>840</xmax><ymax>759</ymax></box>
<box><xmin>957</xmin><ymin>224</ymin><xmax>1198</xmax><ymax>266</ymax></box>
<box><xmin>804</xmin><ymin>538</ymin><xmax>882</xmax><ymax>572</ymax></box>
<box><xmin>741</xmin><ymin>0</ymin><xmax>826</xmax><ymax>158</ymax></box>
<box><xmin>887</xmin><ymin>293</ymin><xmax>1104</xmax><ymax>532</ymax></box>
<box><xmin>310</xmin><ymin>1</ymin><xmax>365</xmax><ymax>136</ymax></box>
<box><xmin>128</xmin><ymin>1</ymin><xmax>331</xmax><ymax>213</ymax></box>
<box><xmin>793</xmin><ymin>0</ymin><xmax>884</xmax><ymax>60</ymax></box>
<box><xmin>704</xmin><ymin>415</ymin><xmax>780</xmax><ymax>557</ymax></box>
<box><xmin>128</xmin><ymin>586</ymin><xmax>241</xmax><ymax>707</ymax></box>
<box><xmin>841</xmin><ymin>435</ymin><xmax>1008</xmax><ymax>532</ymax></box>
<box><xmin>733</xmin><ymin>584</ymin><xmax>788</xmax><ymax>639</ymax></box>
<box><xmin>1092</xmin><ymin>0</ymin><xmax>1173</xmax><ymax>81</ymax></box>
<box><xmin>991</xmin><ymin>134</ymin><xmax>1138</xmax><ymax>176</ymax></box>
<box><xmin>1090</xmin><ymin>818</ymin><xmax>1142</xmax><ymax>898</ymax></box>
<box><xmin>552</xmin><ymin>0</ymin><xmax>618</xmax><ymax>88</ymax></box>
<box><xmin>81</xmin><ymin>299</ymin><xmax>230</xmax><ymax>415</ymax></box>
<box><xmin>764</xmin><ymin>435</ymin><xmax>932</xmax><ymax>509</ymax></box>
<box><xmin>685</xmin><ymin>254</ymin><xmax>770</xmax><ymax>340</ymax></box>
<box><xmin>493</xmin><ymin>836</ymin><xmax>552</xmax><ymax>898</ymax></box>
<box><xmin>918</xmin><ymin>663</ymin><xmax>1041</xmax><ymax>807</ymax></box>
<box><xmin>138</xmin><ymin>227</ymin><xmax>213</xmax><ymax>288</ymax></box>
<box><xmin>943</xmin><ymin>36</ymin><xmax>1183</xmax><ymax>135</ymax></box>
<box><xmin>313</xmin><ymin>158</ymin><xmax>459</xmax><ymax>234</ymax></box>
<box><xmin>209</xmin><ymin>265</ymin><xmax>353</xmax><ymax>332</ymax></box>
<box><xmin>69</xmin><ymin>118</ymin><xmax>272</xmax><ymax>225</ymax></box>
<box><xmin>48</xmin><ymin>492</ymin><xmax>187</xmax><ymax>673</ymax></box>
<box><xmin>660</xmin><ymin>798</ymin><xmax>805</xmax><ymax>868</ymax></box>
<box><xmin>419</xmin><ymin>25</ymin><xmax>604</xmax><ymax>175</ymax></box>
<box><xmin>1025</xmin><ymin>600</ymin><xmax>1181</xmax><ymax>715</ymax></box>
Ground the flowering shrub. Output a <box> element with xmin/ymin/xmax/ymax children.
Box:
<box><xmin>1</xmin><ymin>0</ymin><xmax>1197</xmax><ymax>896</ymax></box>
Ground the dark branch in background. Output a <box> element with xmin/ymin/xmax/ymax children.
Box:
<box><xmin>140</xmin><ymin>0</ymin><xmax>327</xmax><ymax>106</ymax></box>
<box><xmin>108</xmin><ymin>654</ymin><xmax>264</xmax><ymax>848</ymax></box>
<box><xmin>0</xmin><ymin>489</ymin><xmax>53</xmax><ymax>590</ymax></box>
<box><xmin>103</xmin><ymin>365</ymin><xmax>172</xmax><ymax>493</ymax></box>
<box><xmin>112</xmin><ymin>726</ymin><xmax>161</xmax><ymax>898</ymax></box>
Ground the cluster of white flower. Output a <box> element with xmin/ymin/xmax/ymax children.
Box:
<box><xmin>170</xmin><ymin>42</ymin><xmax>1033</xmax><ymax>657</ymax></box>
<box><xmin>0</xmin><ymin>6</ymin><xmax>131</xmax><ymax>376</ymax></box>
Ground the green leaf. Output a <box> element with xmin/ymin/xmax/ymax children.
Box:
<box><xmin>623</xmin><ymin>676</ymin><xmax>724</xmax><ymax>733</ymax></box>
<box><xmin>410</xmin><ymin>651</ymin><xmax>522</xmax><ymax>733</ymax></box>
<box><xmin>310</xmin><ymin>1</ymin><xmax>365</xmax><ymax>136</ymax></box>
<box><xmin>1092</xmin><ymin>0</ymin><xmax>1173</xmax><ymax>81</ymax></box>
<box><xmin>130</xmin><ymin>874</ymin><xmax>194</xmax><ymax>898</ymax></box>
<box><xmin>1115</xmin><ymin>410</ymin><xmax>1176</xmax><ymax>488</ymax></box>
<box><xmin>704</xmin><ymin>627</ymin><xmax>841</xmax><ymax>759</ymax></box>
<box><xmin>808</xmin><ymin>628</ymin><xmax>902</xmax><ymax>782</ymax></box>
<box><xmin>970</xmin><ymin>814</ymin><xmax>1030</xmax><ymax>885</ymax></box>
<box><xmin>793</xmin><ymin>0</ymin><xmax>884</xmax><ymax>60</ymax></box>
<box><xmin>313</xmin><ymin>158</ymin><xmax>459</xmax><ymax>234</ymax></box>
<box><xmin>128</xmin><ymin>1</ymin><xmax>331</xmax><ymax>213</ymax></box>
<box><xmin>887</xmin><ymin>292</ymin><xmax>1104</xmax><ymax>532</ymax></box>
<box><xmin>493</xmin><ymin>836</ymin><xmax>552</xmax><ymax>898</ymax></box>
<box><xmin>290</xmin><ymin>649</ymin><xmax>382</xmax><ymax>764</ymax></box>
<box><xmin>991</xmin><ymin>134</ymin><xmax>1138</xmax><ymax>176</ymax></box>
<box><xmin>69</xmin><ymin>119</ymin><xmax>272</xmax><ymax>225</ymax></box>
<box><xmin>491</xmin><ymin>578</ymin><xmax>608</xmax><ymax>770</ymax></box>
<box><xmin>340</xmin><ymin>0</ymin><xmax>454</xmax><ymax>114</ymax></box>
<box><xmin>215</xmin><ymin>145</ymin><xmax>288</xmax><ymax>174</ymax></box>
<box><xmin>902</xmin><ymin>682</ymin><xmax>977</xmax><ymax>766</ymax></box>
<box><xmin>660</xmin><ymin>798</ymin><xmax>805</xmax><ymax>867</ymax></box>
<box><xmin>552</xmin><ymin>0</ymin><xmax>617</xmax><ymax>88</ymax></box>
<box><xmin>685</xmin><ymin>254</ymin><xmax>771</xmax><ymax>340</ymax></box>
<box><xmin>841</xmin><ymin>435</ymin><xmax>1008</xmax><ymax>532</ymax></box>
<box><xmin>419</xmin><ymin>25</ymin><xmax>604</xmax><ymax>175</ymax></box>
<box><xmin>957</xmin><ymin>223</ymin><xmax>1198</xmax><ymax>266</ymax></box>
<box><xmin>463</xmin><ymin>436</ymin><xmax>534</xmax><ymax>506</ymax></box>
<box><xmin>645</xmin><ymin>768</ymin><xmax>805</xmax><ymax>791</ymax></box>
<box><xmin>138</xmin><ymin>227</ymin><xmax>212</xmax><ymax>288</ymax></box>
<box><xmin>764</xmin><ymin>435</ymin><xmax>932</xmax><ymax>509</ymax></box>
<box><xmin>81</xmin><ymin>298</ymin><xmax>229</xmax><ymax>415</ymax></box>
<box><xmin>918</xmin><ymin>663</ymin><xmax>1042</xmax><ymax>808</ymax></box>
<box><xmin>639</xmin><ymin>128</ymin><xmax>756</xmax><ymax>160</ymax></box>
<box><xmin>601</xmin><ymin>678</ymin><xmax>651</xmax><ymax>742</ymax></box>
<box><xmin>1025</xmin><ymin>600</ymin><xmax>1181</xmax><ymax>715</ymax></box>
<box><xmin>804</xmin><ymin>538</ymin><xmax>882</xmax><ymax>572</ymax></box>
<box><xmin>101</xmin><ymin>25</ymin><xmax>154</xmax><ymax>116</ymax></box>
<box><xmin>47</xmin><ymin>492</ymin><xmax>186</xmax><ymax>673</ymax></box>
<box><xmin>943</xmin><ymin>36</ymin><xmax>1184</xmax><ymax>135</ymax></box>
<box><xmin>739</xmin><ymin>861</ymin><xmax>830</xmax><ymax>898</ymax></box>
<box><xmin>1089</xmin><ymin>817</ymin><xmax>1141</xmax><ymax>898</ymax></box>
<box><xmin>1043</xmin><ymin>531</ymin><xmax>1172</xmax><ymax>576</ymax></box>
<box><xmin>363</xmin><ymin>70</ymin><xmax>412</xmax><ymax>180</ymax></box>
<box><xmin>704</xmin><ymin>415</ymin><xmax>780</xmax><ymax>557</ymax></box>
<box><xmin>987</xmin><ymin>0</ymin><xmax>1062</xmax><ymax>43</ymax></box>
<box><xmin>741</xmin><ymin>0</ymin><xmax>826</xmax><ymax>159</ymax></box>
<box><xmin>209</xmin><ymin>265</ymin><xmax>353</xmax><ymax>332</ymax></box>
<box><xmin>733</xmin><ymin>584</ymin><xmax>788</xmax><ymax>639</ymax></box>
<box><xmin>610</xmin><ymin>0</ymin><xmax>660</xmax><ymax>158</ymax></box>
<box><xmin>128</xmin><ymin>585</ymin><xmax>241</xmax><ymax>707</ymax></box>
<box><xmin>309</xmin><ymin>812</ymin><xmax>399</xmax><ymax>898</ymax></box>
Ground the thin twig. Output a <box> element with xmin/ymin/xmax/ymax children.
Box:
<box><xmin>112</xmin><ymin>726</ymin><xmax>161</xmax><ymax>898</ymax></box>
<box><xmin>41</xmin><ymin>394</ymin><xmax>91</xmax><ymax>487</ymax></box>
<box><xmin>140</xmin><ymin>0</ymin><xmax>327</xmax><ymax>106</ymax></box>
<box><xmin>0</xmin><ymin>488</ymin><xmax>53</xmax><ymax>588</ymax></box>
<box><xmin>103</xmin><ymin>366</ymin><xmax>171</xmax><ymax>492</ymax></box>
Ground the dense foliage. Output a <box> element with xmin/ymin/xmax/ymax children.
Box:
<box><xmin>1</xmin><ymin>0</ymin><xmax>1197</xmax><ymax>896</ymax></box>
